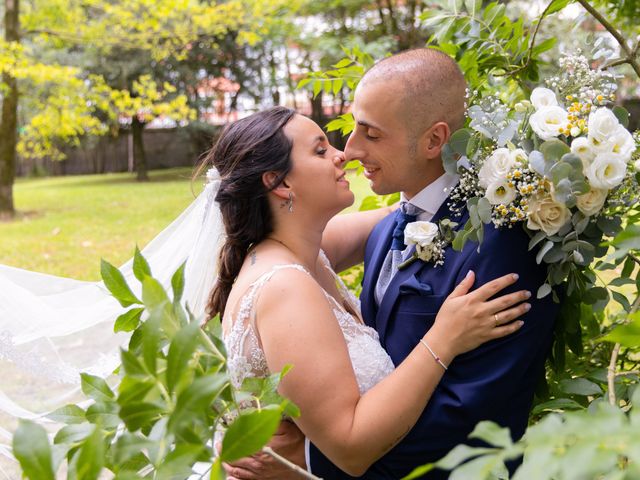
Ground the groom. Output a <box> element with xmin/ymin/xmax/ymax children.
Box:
<box><xmin>227</xmin><ymin>49</ymin><xmax>558</xmax><ymax>479</ymax></box>
<box><xmin>309</xmin><ymin>49</ymin><xmax>557</xmax><ymax>479</ymax></box>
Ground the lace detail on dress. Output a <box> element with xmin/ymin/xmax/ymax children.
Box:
<box><xmin>223</xmin><ymin>255</ymin><xmax>394</xmax><ymax>395</ymax></box>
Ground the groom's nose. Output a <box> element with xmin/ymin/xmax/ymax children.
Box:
<box><xmin>344</xmin><ymin>131</ymin><xmax>364</xmax><ymax>163</ymax></box>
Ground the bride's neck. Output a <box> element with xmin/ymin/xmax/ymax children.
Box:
<box><xmin>267</xmin><ymin>221</ymin><xmax>324</xmax><ymax>274</ymax></box>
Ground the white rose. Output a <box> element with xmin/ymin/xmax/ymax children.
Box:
<box><xmin>478</xmin><ymin>148</ymin><xmax>516</xmax><ymax>188</ymax></box>
<box><xmin>588</xmin><ymin>108</ymin><xmax>620</xmax><ymax>145</ymax></box>
<box><xmin>527</xmin><ymin>193</ymin><xmax>571</xmax><ymax>236</ymax></box>
<box><xmin>570</xmin><ymin>137</ymin><xmax>596</xmax><ymax>168</ymax></box>
<box><xmin>530</xmin><ymin>87</ymin><xmax>558</xmax><ymax>110</ymax></box>
<box><xmin>510</xmin><ymin>148</ymin><xmax>528</xmax><ymax>163</ymax></box>
<box><xmin>585</xmin><ymin>152</ymin><xmax>627</xmax><ymax>189</ymax></box>
<box><xmin>607</xmin><ymin>125</ymin><xmax>635</xmax><ymax>161</ymax></box>
<box><xmin>404</xmin><ymin>221</ymin><xmax>439</xmax><ymax>247</ymax></box>
<box><xmin>485</xmin><ymin>180</ymin><xmax>517</xmax><ymax>205</ymax></box>
<box><xmin>530</xmin><ymin>106</ymin><xmax>569</xmax><ymax>141</ymax></box>
<box><xmin>576</xmin><ymin>187</ymin><xmax>608</xmax><ymax>216</ymax></box>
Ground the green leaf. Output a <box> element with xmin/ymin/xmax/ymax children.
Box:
<box><xmin>80</xmin><ymin>373</ymin><xmax>115</xmax><ymax>403</ymax></box>
<box><xmin>449</xmin><ymin>129</ymin><xmax>472</xmax><ymax>156</ymax></box>
<box><xmin>546</xmin><ymin>0</ymin><xmax>572</xmax><ymax>15</ymax></box>
<box><xmin>441</xmin><ymin>144</ymin><xmax>459</xmax><ymax>175</ymax></box>
<box><xmin>171</xmin><ymin>261</ymin><xmax>187</xmax><ymax>303</ymax></box>
<box><xmin>477</xmin><ymin>197</ymin><xmax>492</xmax><ymax>224</ymax></box>
<box><xmin>531</xmin><ymin>398</ymin><xmax>584</xmax><ymax>415</ymax></box>
<box><xmin>401</xmin><ymin>463</ymin><xmax>435</xmax><ymax>480</ymax></box>
<box><xmin>141</xmin><ymin>276</ymin><xmax>169</xmax><ymax>309</ymax></box>
<box><xmin>166</xmin><ymin>321</ymin><xmax>201</xmax><ymax>393</ymax></box>
<box><xmin>86</xmin><ymin>401</ymin><xmax>120</xmax><ymax>429</ymax></box>
<box><xmin>559</xmin><ymin>377</ymin><xmax>603</xmax><ymax>396</ymax></box>
<box><xmin>53</xmin><ymin>424</ymin><xmax>94</xmax><ymax>445</ymax></box>
<box><xmin>220</xmin><ymin>407</ymin><xmax>282</xmax><ymax>462</ymax></box>
<box><xmin>536</xmin><ymin>241</ymin><xmax>555</xmax><ymax>265</ymax></box>
<box><xmin>112</xmin><ymin>433</ymin><xmax>154</xmax><ymax>465</ymax></box>
<box><xmin>120</xmin><ymin>348</ymin><xmax>147</xmax><ymax>377</ymax></box>
<box><xmin>133</xmin><ymin>246</ymin><xmax>152</xmax><ymax>281</ymax></box>
<box><xmin>537</xmin><ymin>283</ymin><xmax>552</xmax><ymax>299</ymax></box>
<box><xmin>100</xmin><ymin>259</ymin><xmax>141</xmax><ymax>307</ymax></box>
<box><xmin>119</xmin><ymin>402</ymin><xmax>166</xmax><ymax>432</ymax></box>
<box><xmin>47</xmin><ymin>404</ymin><xmax>86</xmax><ymax>424</ymax></box>
<box><xmin>168</xmin><ymin>374</ymin><xmax>228</xmax><ymax>434</ymax></box>
<box><xmin>114</xmin><ymin>307</ymin><xmax>144</xmax><ymax>333</ymax></box>
<box><xmin>13</xmin><ymin>420</ymin><xmax>55</xmax><ymax>480</ymax></box>
<box><xmin>73</xmin><ymin>426</ymin><xmax>104</xmax><ymax>480</ymax></box>
<box><xmin>601</xmin><ymin>312</ymin><xmax>640</xmax><ymax>347</ymax></box>
<box><xmin>612</xmin><ymin>106</ymin><xmax>630</xmax><ymax>128</ymax></box>
<box><xmin>436</xmin><ymin>444</ymin><xmax>496</xmax><ymax>470</ymax></box>
<box><xmin>540</xmin><ymin>139</ymin><xmax>570</xmax><ymax>163</ymax></box>
<box><xmin>469</xmin><ymin>421</ymin><xmax>513</xmax><ymax>448</ymax></box>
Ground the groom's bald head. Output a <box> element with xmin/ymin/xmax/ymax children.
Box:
<box><xmin>359</xmin><ymin>49</ymin><xmax>467</xmax><ymax>138</ymax></box>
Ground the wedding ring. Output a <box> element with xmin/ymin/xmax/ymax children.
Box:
<box><xmin>494</xmin><ymin>313</ymin><xmax>500</xmax><ymax>327</ymax></box>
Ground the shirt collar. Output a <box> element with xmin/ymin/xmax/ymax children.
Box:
<box><xmin>401</xmin><ymin>173</ymin><xmax>459</xmax><ymax>218</ymax></box>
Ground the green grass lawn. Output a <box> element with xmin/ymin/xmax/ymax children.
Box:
<box><xmin>0</xmin><ymin>167</ymin><xmax>374</xmax><ymax>280</ymax></box>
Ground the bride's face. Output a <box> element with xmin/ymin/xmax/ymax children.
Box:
<box><xmin>283</xmin><ymin>115</ymin><xmax>354</xmax><ymax>216</ymax></box>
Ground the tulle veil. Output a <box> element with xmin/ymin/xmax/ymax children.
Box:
<box><xmin>0</xmin><ymin>169</ymin><xmax>224</xmax><ymax>473</ymax></box>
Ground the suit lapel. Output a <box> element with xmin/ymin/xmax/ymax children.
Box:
<box><xmin>375</xmin><ymin>197</ymin><xmax>466</xmax><ymax>345</ymax></box>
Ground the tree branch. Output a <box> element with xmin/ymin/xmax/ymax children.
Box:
<box><xmin>575</xmin><ymin>0</ymin><xmax>640</xmax><ymax>78</ymax></box>
<box><xmin>262</xmin><ymin>446</ymin><xmax>322</xmax><ymax>480</ymax></box>
<box><xmin>608</xmin><ymin>343</ymin><xmax>621</xmax><ymax>406</ymax></box>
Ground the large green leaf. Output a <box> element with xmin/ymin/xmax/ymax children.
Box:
<box><xmin>220</xmin><ymin>407</ymin><xmax>282</xmax><ymax>462</ymax></box>
<box><xmin>86</xmin><ymin>401</ymin><xmax>120</xmax><ymax>429</ymax></box>
<box><xmin>166</xmin><ymin>321</ymin><xmax>202</xmax><ymax>393</ymax></box>
<box><xmin>53</xmin><ymin>424</ymin><xmax>94</xmax><ymax>445</ymax></box>
<box><xmin>469</xmin><ymin>421</ymin><xmax>513</xmax><ymax>448</ymax></box>
<box><xmin>119</xmin><ymin>402</ymin><xmax>166</xmax><ymax>432</ymax></box>
<box><xmin>171</xmin><ymin>261</ymin><xmax>187</xmax><ymax>304</ymax></box>
<box><xmin>168</xmin><ymin>374</ymin><xmax>227</xmax><ymax>434</ymax></box>
<box><xmin>13</xmin><ymin>420</ymin><xmax>55</xmax><ymax>480</ymax></box>
<box><xmin>601</xmin><ymin>312</ymin><xmax>640</xmax><ymax>347</ymax></box>
<box><xmin>559</xmin><ymin>377</ymin><xmax>602</xmax><ymax>396</ymax></box>
<box><xmin>100</xmin><ymin>259</ymin><xmax>141</xmax><ymax>307</ymax></box>
<box><xmin>73</xmin><ymin>426</ymin><xmax>105</xmax><ymax>480</ymax></box>
<box><xmin>47</xmin><ymin>404</ymin><xmax>86</xmax><ymax>424</ymax></box>
<box><xmin>80</xmin><ymin>373</ymin><xmax>115</xmax><ymax>403</ymax></box>
<box><xmin>142</xmin><ymin>276</ymin><xmax>170</xmax><ymax>309</ymax></box>
<box><xmin>114</xmin><ymin>307</ymin><xmax>144</xmax><ymax>333</ymax></box>
<box><xmin>133</xmin><ymin>246</ymin><xmax>152</xmax><ymax>281</ymax></box>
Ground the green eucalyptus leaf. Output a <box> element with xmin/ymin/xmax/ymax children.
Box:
<box><xmin>13</xmin><ymin>420</ymin><xmax>55</xmax><ymax>480</ymax></box>
<box><xmin>537</xmin><ymin>283</ymin><xmax>552</xmax><ymax>299</ymax></box>
<box><xmin>100</xmin><ymin>259</ymin><xmax>141</xmax><ymax>307</ymax></box>
<box><xmin>540</xmin><ymin>139</ymin><xmax>570</xmax><ymax>163</ymax></box>
<box><xmin>536</xmin><ymin>241</ymin><xmax>554</xmax><ymax>265</ymax></box>
<box><xmin>220</xmin><ymin>406</ymin><xmax>282</xmax><ymax>462</ymax></box>
<box><xmin>477</xmin><ymin>197</ymin><xmax>492</xmax><ymax>224</ymax></box>
<box><xmin>449</xmin><ymin>129</ymin><xmax>472</xmax><ymax>155</ymax></box>
<box><xmin>612</xmin><ymin>106</ymin><xmax>630</xmax><ymax>128</ymax></box>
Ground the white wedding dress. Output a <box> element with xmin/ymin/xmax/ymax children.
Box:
<box><xmin>224</xmin><ymin>250</ymin><xmax>395</xmax><ymax>395</ymax></box>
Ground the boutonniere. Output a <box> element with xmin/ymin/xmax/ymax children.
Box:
<box><xmin>398</xmin><ymin>218</ymin><xmax>458</xmax><ymax>270</ymax></box>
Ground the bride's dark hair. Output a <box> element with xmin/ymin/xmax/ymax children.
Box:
<box><xmin>203</xmin><ymin>106</ymin><xmax>296</xmax><ymax>318</ymax></box>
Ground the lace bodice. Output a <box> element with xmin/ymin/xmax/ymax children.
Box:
<box><xmin>223</xmin><ymin>251</ymin><xmax>395</xmax><ymax>395</ymax></box>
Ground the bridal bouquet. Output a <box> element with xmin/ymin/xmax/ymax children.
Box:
<box><xmin>444</xmin><ymin>53</ymin><xmax>640</xmax><ymax>298</ymax></box>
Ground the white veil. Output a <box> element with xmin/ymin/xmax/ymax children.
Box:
<box><xmin>0</xmin><ymin>168</ymin><xmax>224</xmax><ymax>472</ymax></box>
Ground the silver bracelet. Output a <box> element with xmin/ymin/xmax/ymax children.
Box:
<box><xmin>419</xmin><ymin>339</ymin><xmax>448</xmax><ymax>371</ymax></box>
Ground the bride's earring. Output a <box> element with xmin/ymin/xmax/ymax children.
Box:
<box><xmin>287</xmin><ymin>192</ymin><xmax>294</xmax><ymax>213</ymax></box>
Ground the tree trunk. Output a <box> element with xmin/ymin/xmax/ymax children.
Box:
<box><xmin>0</xmin><ymin>0</ymin><xmax>20</xmax><ymax>219</ymax></box>
<box><xmin>131</xmin><ymin>116</ymin><xmax>149</xmax><ymax>181</ymax></box>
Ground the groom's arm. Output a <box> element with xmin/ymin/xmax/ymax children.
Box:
<box><xmin>322</xmin><ymin>205</ymin><xmax>397</xmax><ymax>273</ymax></box>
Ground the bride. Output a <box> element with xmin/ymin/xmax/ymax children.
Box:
<box><xmin>205</xmin><ymin>106</ymin><xmax>530</xmax><ymax>476</ymax></box>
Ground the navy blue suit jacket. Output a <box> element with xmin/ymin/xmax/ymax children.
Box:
<box><xmin>309</xmin><ymin>199</ymin><xmax>558</xmax><ymax>479</ymax></box>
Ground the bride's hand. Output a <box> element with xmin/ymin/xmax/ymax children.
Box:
<box><xmin>429</xmin><ymin>271</ymin><xmax>531</xmax><ymax>357</ymax></box>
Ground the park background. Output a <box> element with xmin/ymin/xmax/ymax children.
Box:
<box><xmin>2</xmin><ymin>0</ymin><xmax>640</xmax><ymax>478</ymax></box>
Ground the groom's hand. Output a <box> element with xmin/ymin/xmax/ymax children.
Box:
<box><xmin>223</xmin><ymin>419</ymin><xmax>307</xmax><ymax>479</ymax></box>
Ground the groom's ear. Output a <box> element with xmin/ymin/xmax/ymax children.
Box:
<box><xmin>262</xmin><ymin>171</ymin><xmax>290</xmax><ymax>201</ymax></box>
<box><xmin>421</xmin><ymin>121</ymin><xmax>451</xmax><ymax>160</ymax></box>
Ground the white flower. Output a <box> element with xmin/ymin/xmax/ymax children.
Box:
<box><xmin>576</xmin><ymin>187</ymin><xmax>608</xmax><ymax>216</ymax></box>
<box><xmin>607</xmin><ymin>125</ymin><xmax>635</xmax><ymax>161</ymax></box>
<box><xmin>530</xmin><ymin>106</ymin><xmax>569</xmax><ymax>140</ymax></box>
<box><xmin>571</xmin><ymin>137</ymin><xmax>596</xmax><ymax>167</ymax></box>
<box><xmin>584</xmin><ymin>153</ymin><xmax>627</xmax><ymax>189</ymax></box>
<box><xmin>530</xmin><ymin>87</ymin><xmax>558</xmax><ymax>110</ymax></box>
<box><xmin>510</xmin><ymin>148</ymin><xmax>528</xmax><ymax>163</ymax></box>
<box><xmin>478</xmin><ymin>148</ymin><xmax>516</xmax><ymax>188</ymax></box>
<box><xmin>404</xmin><ymin>221</ymin><xmax>439</xmax><ymax>248</ymax></box>
<box><xmin>485</xmin><ymin>180</ymin><xmax>517</xmax><ymax>205</ymax></box>
<box><xmin>588</xmin><ymin>108</ymin><xmax>620</xmax><ymax>145</ymax></box>
<box><xmin>527</xmin><ymin>193</ymin><xmax>571</xmax><ymax>236</ymax></box>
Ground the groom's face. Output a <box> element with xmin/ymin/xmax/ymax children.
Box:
<box><xmin>345</xmin><ymin>80</ymin><xmax>430</xmax><ymax>199</ymax></box>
